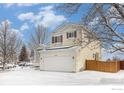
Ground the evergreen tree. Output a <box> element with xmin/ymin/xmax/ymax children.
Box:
<box><xmin>19</xmin><ymin>45</ymin><xmax>28</xmax><ymax>61</ymax></box>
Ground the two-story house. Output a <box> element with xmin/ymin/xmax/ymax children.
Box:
<box><xmin>35</xmin><ymin>23</ymin><xmax>101</xmax><ymax>72</ymax></box>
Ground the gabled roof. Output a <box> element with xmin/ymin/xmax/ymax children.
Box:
<box><xmin>52</xmin><ymin>23</ymin><xmax>87</xmax><ymax>34</ymax></box>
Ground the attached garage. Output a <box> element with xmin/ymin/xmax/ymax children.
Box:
<box><xmin>36</xmin><ymin>45</ymin><xmax>100</xmax><ymax>72</ymax></box>
<box><xmin>39</xmin><ymin>46</ymin><xmax>78</xmax><ymax>72</ymax></box>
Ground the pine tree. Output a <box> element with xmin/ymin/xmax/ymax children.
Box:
<box><xmin>19</xmin><ymin>45</ymin><xmax>28</xmax><ymax>61</ymax></box>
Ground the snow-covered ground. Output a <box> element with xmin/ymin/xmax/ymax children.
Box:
<box><xmin>0</xmin><ymin>67</ymin><xmax>124</xmax><ymax>85</ymax></box>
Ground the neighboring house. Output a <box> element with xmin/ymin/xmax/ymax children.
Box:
<box><xmin>35</xmin><ymin>23</ymin><xmax>101</xmax><ymax>72</ymax></box>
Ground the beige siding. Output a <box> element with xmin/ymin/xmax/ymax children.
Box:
<box><xmin>75</xmin><ymin>41</ymin><xmax>101</xmax><ymax>72</ymax></box>
<box><xmin>33</xmin><ymin>51</ymin><xmax>41</xmax><ymax>66</ymax></box>
<box><xmin>50</xmin><ymin>25</ymin><xmax>82</xmax><ymax>47</ymax></box>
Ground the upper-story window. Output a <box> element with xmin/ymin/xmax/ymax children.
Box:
<box><xmin>52</xmin><ymin>35</ymin><xmax>63</xmax><ymax>43</ymax></box>
<box><xmin>67</xmin><ymin>31</ymin><xmax>77</xmax><ymax>39</ymax></box>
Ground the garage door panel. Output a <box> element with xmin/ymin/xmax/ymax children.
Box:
<box><xmin>44</xmin><ymin>56</ymin><xmax>75</xmax><ymax>72</ymax></box>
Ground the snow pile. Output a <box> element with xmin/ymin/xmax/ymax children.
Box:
<box><xmin>0</xmin><ymin>67</ymin><xmax>124</xmax><ymax>85</ymax></box>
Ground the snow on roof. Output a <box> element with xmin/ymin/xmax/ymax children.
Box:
<box><xmin>37</xmin><ymin>45</ymin><xmax>80</xmax><ymax>51</ymax></box>
<box><xmin>52</xmin><ymin>23</ymin><xmax>85</xmax><ymax>33</ymax></box>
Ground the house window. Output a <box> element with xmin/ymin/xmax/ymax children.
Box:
<box><xmin>67</xmin><ymin>31</ymin><xmax>77</xmax><ymax>39</ymax></box>
<box><xmin>52</xmin><ymin>35</ymin><xmax>63</xmax><ymax>43</ymax></box>
<box><xmin>93</xmin><ymin>53</ymin><xmax>99</xmax><ymax>60</ymax></box>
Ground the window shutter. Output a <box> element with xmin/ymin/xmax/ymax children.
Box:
<box><xmin>52</xmin><ymin>37</ymin><xmax>54</xmax><ymax>43</ymax></box>
<box><xmin>74</xmin><ymin>31</ymin><xmax>77</xmax><ymax>38</ymax></box>
<box><xmin>55</xmin><ymin>37</ymin><xmax>57</xmax><ymax>43</ymax></box>
<box><xmin>67</xmin><ymin>33</ymin><xmax>68</xmax><ymax>38</ymax></box>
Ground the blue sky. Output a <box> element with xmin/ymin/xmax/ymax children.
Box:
<box><xmin>0</xmin><ymin>3</ymin><xmax>90</xmax><ymax>43</ymax></box>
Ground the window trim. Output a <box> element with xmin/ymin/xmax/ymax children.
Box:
<box><xmin>66</xmin><ymin>31</ymin><xmax>77</xmax><ymax>39</ymax></box>
<box><xmin>52</xmin><ymin>35</ymin><xmax>63</xmax><ymax>44</ymax></box>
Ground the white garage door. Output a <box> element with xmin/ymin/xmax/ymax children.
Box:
<box><xmin>43</xmin><ymin>56</ymin><xmax>75</xmax><ymax>72</ymax></box>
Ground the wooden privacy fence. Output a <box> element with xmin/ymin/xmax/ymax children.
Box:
<box><xmin>120</xmin><ymin>61</ymin><xmax>124</xmax><ymax>70</ymax></box>
<box><xmin>85</xmin><ymin>60</ymin><xmax>120</xmax><ymax>73</ymax></box>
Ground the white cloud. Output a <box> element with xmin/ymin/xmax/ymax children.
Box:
<box><xmin>38</xmin><ymin>6</ymin><xmax>66</xmax><ymax>27</ymax></box>
<box><xmin>41</xmin><ymin>13</ymin><xmax>66</xmax><ymax>27</ymax></box>
<box><xmin>18</xmin><ymin>5</ymin><xmax>66</xmax><ymax>28</ymax></box>
<box><xmin>11</xmin><ymin>28</ymin><xmax>24</xmax><ymax>38</ymax></box>
<box><xmin>18</xmin><ymin>12</ymin><xmax>34</xmax><ymax>21</ymax></box>
<box><xmin>38</xmin><ymin>6</ymin><xmax>66</xmax><ymax>28</ymax></box>
<box><xmin>17</xmin><ymin>3</ymin><xmax>36</xmax><ymax>7</ymax></box>
<box><xmin>40</xmin><ymin>6</ymin><xmax>53</xmax><ymax>11</ymax></box>
<box><xmin>4</xmin><ymin>4</ymin><xmax>14</xmax><ymax>8</ymax></box>
<box><xmin>4</xmin><ymin>3</ymin><xmax>37</xmax><ymax>8</ymax></box>
<box><xmin>20</xmin><ymin>23</ymin><xmax>29</xmax><ymax>31</ymax></box>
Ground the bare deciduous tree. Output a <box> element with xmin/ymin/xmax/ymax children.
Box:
<box><xmin>57</xmin><ymin>3</ymin><xmax>124</xmax><ymax>53</ymax></box>
<box><xmin>0</xmin><ymin>20</ymin><xmax>8</xmax><ymax>70</ymax></box>
<box><xmin>0</xmin><ymin>20</ymin><xmax>22</xmax><ymax>70</ymax></box>
<box><xmin>28</xmin><ymin>25</ymin><xmax>48</xmax><ymax>63</ymax></box>
<box><xmin>83</xmin><ymin>3</ymin><xmax>124</xmax><ymax>53</ymax></box>
<box><xmin>8</xmin><ymin>30</ymin><xmax>22</xmax><ymax>63</ymax></box>
<box><xmin>28</xmin><ymin>25</ymin><xmax>47</xmax><ymax>50</ymax></box>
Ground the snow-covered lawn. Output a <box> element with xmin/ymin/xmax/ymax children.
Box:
<box><xmin>0</xmin><ymin>67</ymin><xmax>124</xmax><ymax>85</ymax></box>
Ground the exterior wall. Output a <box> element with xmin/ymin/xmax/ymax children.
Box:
<box><xmin>50</xmin><ymin>25</ymin><xmax>82</xmax><ymax>48</ymax></box>
<box><xmin>39</xmin><ymin>41</ymin><xmax>101</xmax><ymax>72</ymax></box>
<box><xmin>33</xmin><ymin>50</ymin><xmax>41</xmax><ymax>67</ymax></box>
<box><xmin>75</xmin><ymin>41</ymin><xmax>101</xmax><ymax>72</ymax></box>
